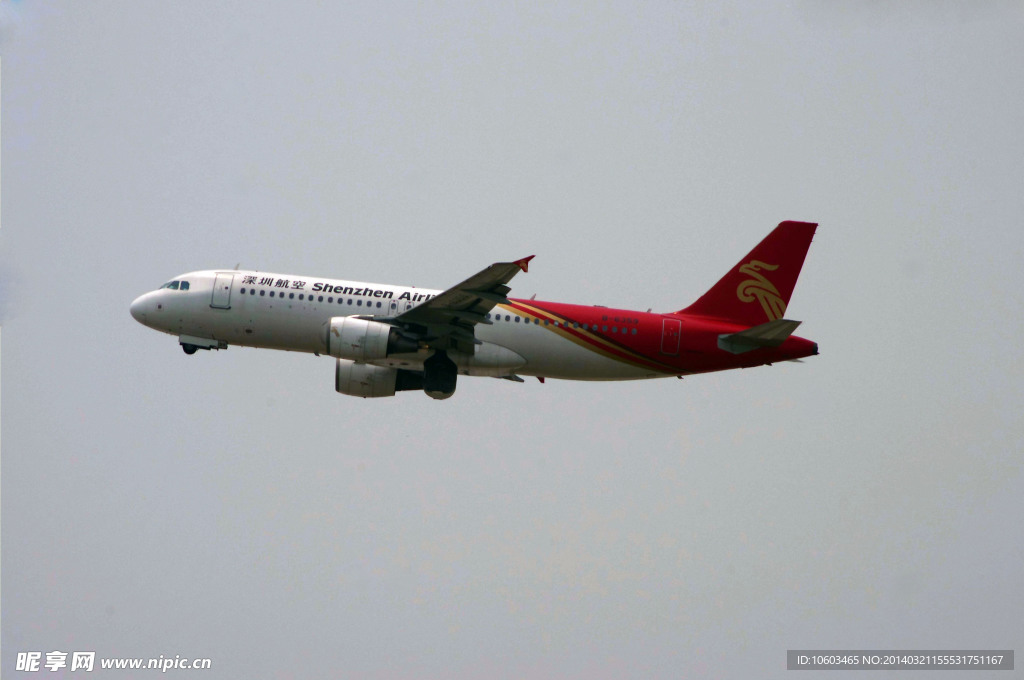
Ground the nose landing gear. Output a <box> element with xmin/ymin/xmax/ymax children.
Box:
<box><xmin>178</xmin><ymin>335</ymin><xmax>227</xmax><ymax>355</ymax></box>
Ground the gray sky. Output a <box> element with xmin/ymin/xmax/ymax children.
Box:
<box><xmin>3</xmin><ymin>1</ymin><xmax>1022</xmax><ymax>678</ymax></box>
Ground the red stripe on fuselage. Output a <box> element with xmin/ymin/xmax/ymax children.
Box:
<box><xmin>505</xmin><ymin>299</ymin><xmax>818</xmax><ymax>375</ymax></box>
<box><xmin>506</xmin><ymin>299</ymin><xmax>682</xmax><ymax>374</ymax></box>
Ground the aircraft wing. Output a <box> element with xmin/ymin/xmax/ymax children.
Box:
<box><xmin>394</xmin><ymin>255</ymin><xmax>534</xmax><ymax>353</ymax></box>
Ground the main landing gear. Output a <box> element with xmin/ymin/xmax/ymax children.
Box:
<box><xmin>423</xmin><ymin>350</ymin><xmax>457</xmax><ymax>400</ymax></box>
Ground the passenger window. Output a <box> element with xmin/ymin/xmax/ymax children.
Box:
<box><xmin>269</xmin><ymin>291</ymin><xmax>275</xmax><ymax>297</ymax></box>
<box><xmin>298</xmin><ymin>294</ymin><xmax>304</xmax><ymax>300</ymax></box>
<box><xmin>357</xmin><ymin>300</ymin><xmax>362</xmax><ymax>306</ymax></box>
<box><xmin>250</xmin><ymin>289</ymin><xmax>255</xmax><ymax>295</ymax></box>
<box><xmin>328</xmin><ymin>297</ymin><xmax>334</xmax><ymax>303</ymax></box>
<box><xmin>515</xmin><ymin>317</ymin><xmax>520</xmax><ymax>323</ymax></box>
<box><xmin>260</xmin><ymin>290</ymin><xmax>265</xmax><ymax>296</ymax></box>
<box><xmin>602</xmin><ymin>325</ymin><xmax>608</xmax><ymax>331</ymax></box>
<box><xmin>290</xmin><ymin>293</ymin><xmax>295</xmax><ymax>299</ymax></box>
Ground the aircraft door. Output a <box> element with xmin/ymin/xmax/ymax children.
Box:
<box><xmin>660</xmin><ymin>317</ymin><xmax>681</xmax><ymax>355</ymax></box>
<box><xmin>211</xmin><ymin>273</ymin><xmax>234</xmax><ymax>309</ymax></box>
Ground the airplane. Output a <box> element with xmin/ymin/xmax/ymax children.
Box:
<box><xmin>129</xmin><ymin>220</ymin><xmax>818</xmax><ymax>399</ymax></box>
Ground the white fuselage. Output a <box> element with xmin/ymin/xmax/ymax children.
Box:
<box><xmin>129</xmin><ymin>270</ymin><xmax>666</xmax><ymax>381</ymax></box>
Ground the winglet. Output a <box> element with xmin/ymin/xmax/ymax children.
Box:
<box><xmin>514</xmin><ymin>255</ymin><xmax>535</xmax><ymax>273</ymax></box>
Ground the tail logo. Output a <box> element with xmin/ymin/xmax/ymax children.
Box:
<box><xmin>736</xmin><ymin>260</ymin><xmax>786</xmax><ymax>321</ymax></box>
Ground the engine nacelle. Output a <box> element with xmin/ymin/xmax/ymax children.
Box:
<box><xmin>326</xmin><ymin>317</ymin><xmax>418</xmax><ymax>362</ymax></box>
<box><xmin>335</xmin><ymin>360</ymin><xmax>397</xmax><ymax>398</ymax></box>
<box><xmin>335</xmin><ymin>359</ymin><xmax>425</xmax><ymax>398</ymax></box>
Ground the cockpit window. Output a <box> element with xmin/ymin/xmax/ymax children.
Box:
<box><xmin>160</xmin><ymin>280</ymin><xmax>190</xmax><ymax>291</ymax></box>
<box><xmin>180</xmin><ymin>281</ymin><xmax>190</xmax><ymax>291</ymax></box>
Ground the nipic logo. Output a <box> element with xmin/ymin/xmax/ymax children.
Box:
<box><xmin>736</xmin><ymin>260</ymin><xmax>785</xmax><ymax>321</ymax></box>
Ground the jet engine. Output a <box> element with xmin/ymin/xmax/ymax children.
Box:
<box><xmin>335</xmin><ymin>359</ymin><xmax>424</xmax><ymax>398</ymax></box>
<box><xmin>325</xmin><ymin>317</ymin><xmax>419</xmax><ymax>362</ymax></box>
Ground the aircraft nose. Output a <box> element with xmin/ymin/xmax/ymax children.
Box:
<box><xmin>130</xmin><ymin>294</ymin><xmax>151</xmax><ymax>324</ymax></box>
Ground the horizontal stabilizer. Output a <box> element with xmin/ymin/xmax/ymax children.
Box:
<box><xmin>717</xmin><ymin>319</ymin><xmax>801</xmax><ymax>354</ymax></box>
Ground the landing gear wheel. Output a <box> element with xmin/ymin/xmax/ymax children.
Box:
<box><xmin>423</xmin><ymin>350</ymin><xmax>457</xmax><ymax>399</ymax></box>
<box><xmin>182</xmin><ymin>344</ymin><xmax>198</xmax><ymax>355</ymax></box>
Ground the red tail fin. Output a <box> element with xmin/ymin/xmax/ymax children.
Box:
<box><xmin>678</xmin><ymin>221</ymin><xmax>817</xmax><ymax>325</ymax></box>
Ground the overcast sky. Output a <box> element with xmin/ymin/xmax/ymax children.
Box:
<box><xmin>3</xmin><ymin>1</ymin><xmax>1022</xmax><ymax>678</ymax></box>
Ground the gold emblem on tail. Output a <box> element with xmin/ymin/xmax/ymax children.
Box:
<box><xmin>736</xmin><ymin>261</ymin><xmax>786</xmax><ymax>321</ymax></box>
